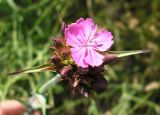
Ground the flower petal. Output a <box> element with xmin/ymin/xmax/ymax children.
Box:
<box><xmin>91</xmin><ymin>30</ymin><xmax>113</xmax><ymax>51</ymax></box>
<box><xmin>76</xmin><ymin>18</ymin><xmax>85</xmax><ymax>24</ymax></box>
<box><xmin>65</xmin><ymin>23</ymin><xmax>86</xmax><ymax>47</ymax></box>
<box><xmin>76</xmin><ymin>18</ymin><xmax>97</xmax><ymax>41</ymax></box>
<box><xmin>71</xmin><ymin>47</ymin><xmax>88</xmax><ymax>68</ymax></box>
<box><xmin>84</xmin><ymin>47</ymin><xmax>104</xmax><ymax>67</ymax></box>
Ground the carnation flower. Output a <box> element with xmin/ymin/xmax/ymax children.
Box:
<box><xmin>9</xmin><ymin>17</ymin><xmax>149</xmax><ymax>98</ymax></box>
<box><xmin>65</xmin><ymin>18</ymin><xmax>113</xmax><ymax>68</ymax></box>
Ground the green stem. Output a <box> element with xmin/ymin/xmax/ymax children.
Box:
<box><xmin>39</xmin><ymin>74</ymin><xmax>61</xmax><ymax>93</ymax></box>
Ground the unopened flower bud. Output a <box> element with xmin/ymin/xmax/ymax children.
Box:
<box><xmin>61</xmin><ymin>49</ymin><xmax>70</xmax><ymax>58</ymax></box>
<box><xmin>51</xmin><ymin>55</ymin><xmax>61</xmax><ymax>65</ymax></box>
<box><xmin>103</xmin><ymin>54</ymin><xmax>117</xmax><ymax>65</ymax></box>
<box><xmin>60</xmin><ymin>66</ymin><xmax>73</xmax><ymax>77</ymax></box>
<box><xmin>52</xmin><ymin>38</ymin><xmax>63</xmax><ymax>48</ymax></box>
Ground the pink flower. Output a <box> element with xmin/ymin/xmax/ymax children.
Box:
<box><xmin>65</xmin><ymin>18</ymin><xmax>113</xmax><ymax>68</ymax></box>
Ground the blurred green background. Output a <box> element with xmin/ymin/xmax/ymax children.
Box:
<box><xmin>0</xmin><ymin>0</ymin><xmax>160</xmax><ymax>115</ymax></box>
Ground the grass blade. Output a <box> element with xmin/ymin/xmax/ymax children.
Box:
<box><xmin>109</xmin><ymin>50</ymin><xmax>150</xmax><ymax>58</ymax></box>
<box><xmin>8</xmin><ymin>64</ymin><xmax>55</xmax><ymax>75</ymax></box>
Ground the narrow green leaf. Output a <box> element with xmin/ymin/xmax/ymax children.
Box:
<box><xmin>8</xmin><ymin>63</ymin><xmax>55</xmax><ymax>75</ymax></box>
<box><xmin>109</xmin><ymin>50</ymin><xmax>150</xmax><ymax>58</ymax></box>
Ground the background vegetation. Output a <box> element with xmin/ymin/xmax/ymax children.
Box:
<box><xmin>0</xmin><ymin>0</ymin><xmax>160</xmax><ymax>115</ymax></box>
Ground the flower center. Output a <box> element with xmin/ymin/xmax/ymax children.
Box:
<box><xmin>82</xmin><ymin>39</ymin><xmax>92</xmax><ymax>47</ymax></box>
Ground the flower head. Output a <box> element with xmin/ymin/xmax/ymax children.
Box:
<box><xmin>65</xmin><ymin>18</ymin><xmax>113</xmax><ymax>68</ymax></box>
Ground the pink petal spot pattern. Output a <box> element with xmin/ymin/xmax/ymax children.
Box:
<box><xmin>65</xmin><ymin>18</ymin><xmax>113</xmax><ymax>68</ymax></box>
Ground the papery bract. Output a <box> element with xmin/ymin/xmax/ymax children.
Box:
<box><xmin>65</xmin><ymin>18</ymin><xmax>114</xmax><ymax>68</ymax></box>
